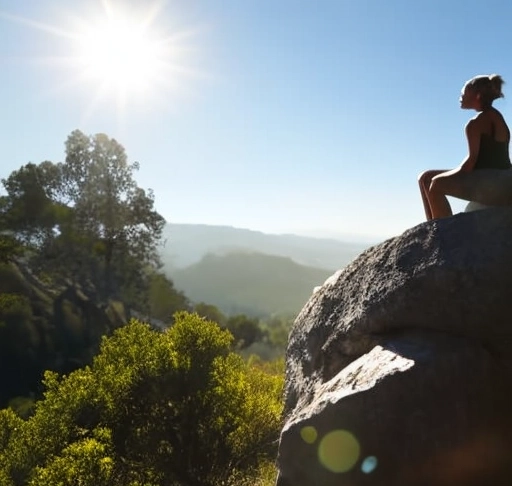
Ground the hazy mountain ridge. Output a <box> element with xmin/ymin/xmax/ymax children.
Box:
<box><xmin>169</xmin><ymin>251</ymin><xmax>333</xmax><ymax>317</ymax></box>
<box><xmin>160</xmin><ymin>223</ymin><xmax>373</xmax><ymax>271</ymax></box>
<box><xmin>160</xmin><ymin>224</ymin><xmax>375</xmax><ymax>317</ymax></box>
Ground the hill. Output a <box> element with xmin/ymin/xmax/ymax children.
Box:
<box><xmin>160</xmin><ymin>223</ymin><xmax>373</xmax><ymax>271</ymax></box>
<box><xmin>169</xmin><ymin>251</ymin><xmax>333</xmax><ymax>317</ymax></box>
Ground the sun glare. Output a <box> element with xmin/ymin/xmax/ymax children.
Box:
<box><xmin>0</xmin><ymin>1</ymin><xmax>202</xmax><ymax>115</ymax></box>
<box><xmin>77</xmin><ymin>15</ymin><xmax>163</xmax><ymax>95</ymax></box>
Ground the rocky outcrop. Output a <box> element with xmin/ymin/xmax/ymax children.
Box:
<box><xmin>0</xmin><ymin>261</ymin><xmax>129</xmax><ymax>404</ymax></box>
<box><xmin>276</xmin><ymin>208</ymin><xmax>512</xmax><ymax>486</ymax></box>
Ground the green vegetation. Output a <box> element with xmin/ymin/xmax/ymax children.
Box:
<box><xmin>0</xmin><ymin>131</ymin><xmax>192</xmax><ymax>407</ymax></box>
<box><xmin>1</xmin><ymin>130</ymin><xmax>165</xmax><ymax>304</ymax></box>
<box><xmin>172</xmin><ymin>251</ymin><xmax>332</xmax><ymax>317</ymax></box>
<box><xmin>146</xmin><ymin>271</ymin><xmax>191</xmax><ymax>323</ymax></box>
<box><xmin>193</xmin><ymin>302</ymin><xmax>294</xmax><ymax>360</ymax></box>
<box><xmin>0</xmin><ymin>314</ymin><xmax>284</xmax><ymax>485</ymax></box>
<box><xmin>0</xmin><ymin>131</ymin><xmax>292</xmax><ymax>484</ymax></box>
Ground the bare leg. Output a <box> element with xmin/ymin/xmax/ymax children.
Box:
<box><xmin>428</xmin><ymin>185</ymin><xmax>453</xmax><ymax>219</ymax></box>
<box><xmin>429</xmin><ymin>168</ymin><xmax>471</xmax><ymax>219</ymax></box>
<box><xmin>418</xmin><ymin>170</ymin><xmax>446</xmax><ymax>220</ymax></box>
<box><xmin>426</xmin><ymin>168</ymin><xmax>512</xmax><ymax>219</ymax></box>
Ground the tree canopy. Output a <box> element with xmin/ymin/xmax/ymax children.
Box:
<box><xmin>1</xmin><ymin>130</ymin><xmax>165</xmax><ymax>303</ymax></box>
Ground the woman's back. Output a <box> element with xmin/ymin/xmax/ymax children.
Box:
<box><xmin>473</xmin><ymin>108</ymin><xmax>511</xmax><ymax>170</ymax></box>
<box><xmin>477</xmin><ymin>108</ymin><xmax>509</xmax><ymax>141</ymax></box>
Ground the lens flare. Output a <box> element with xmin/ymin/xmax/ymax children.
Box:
<box><xmin>318</xmin><ymin>429</ymin><xmax>360</xmax><ymax>473</ymax></box>
<box><xmin>361</xmin><ymin>455</ymin><xmax>378</xmax><ymax>474</ymax></box>
<box><xmin>300</xmin><ymin>426</ymin><xmax>318</xmax><ymax>444</ymax></box>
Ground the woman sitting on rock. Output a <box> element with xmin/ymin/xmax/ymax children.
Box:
<box><xmin>419</xmin><ymin>74</ymin><xmax>511</xmax><ymax>220</ymax></box>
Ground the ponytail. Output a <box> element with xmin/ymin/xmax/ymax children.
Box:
<box><xmin>488</xmin><ymin>74</ymin><xmax>505</xmax><ymax>101</ymax></box>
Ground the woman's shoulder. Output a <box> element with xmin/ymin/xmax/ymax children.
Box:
<box><xmin>474</xmin><ymin>107</ymin><xmax>506</xmax><ymax>122</ymax></box>
<box><xmin>468</xmin><ymin>110</ymin><xmax>499</xmax><ymax>129</ymax></box>
<box><xmin>465</xmin><ymin>115</ymin><xmax>483</xmax><ymax>132</ymax></box>
<box><xmin>472</xmin><ymin>111</ymin><xmax>489</xmax><ymax>122</ymax></box>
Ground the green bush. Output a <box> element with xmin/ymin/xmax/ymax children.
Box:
<box><xmin>0</xmin><ymin>313</ymin><xmax>284</xmax><ymax>485</ymax></box>
<box><xmin>28</xmin><ymin>429</ymin><xmax>114</xmax><ymax>486</ymax></box>
<box><xmin>7</xmin><ymin>397</ymin><xmax>35</xmax><ymax>420</ymax></box>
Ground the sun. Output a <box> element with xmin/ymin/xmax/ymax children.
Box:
<box><xmin>0</xmin><ymin>1</ymin><xmax>202</xmax><ymax>114</ymax></box>
<box><xmin>75</xmin><ymin>9</ymin><xmax>165</xmax><ymax>96</ymax></box>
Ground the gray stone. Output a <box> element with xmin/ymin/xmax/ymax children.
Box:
<box><xmin>276</xmin><ymin>208</ymin><xmax>512</xmax><ymax>486</ymax></box>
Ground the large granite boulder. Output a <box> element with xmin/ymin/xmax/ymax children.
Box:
<box><xmin>276</xmin><ymin>208</ymin><xmax>512</xmax><ymax>486</ymax></box>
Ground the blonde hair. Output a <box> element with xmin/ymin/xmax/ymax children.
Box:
<box><xmin>466</xmin><ymin>74</ymin><xmax>505</xmax><ymax>105</ymax></box>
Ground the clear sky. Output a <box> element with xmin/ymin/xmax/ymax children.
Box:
<box><xmin>1</xmin><ymin>0</ymin><xmax>511</xmax><ymax>241</ymax></box>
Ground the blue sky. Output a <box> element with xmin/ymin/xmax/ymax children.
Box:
<box><xmin>1</xmin><ymin>0</ymin><xmax>511</xmax><ymax>241</ymax></box>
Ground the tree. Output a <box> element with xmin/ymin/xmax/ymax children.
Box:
<box><xmin>263</xmin><ymin>315</ymin><xmax>295</xmax><ymax>349</ymax></box>
<box><xmin>146</xmin><ymin>271</ymin><xmax>190</xmax><ymax>323</ymax></box>
<box><xmin>0</xmin><ymin>131</ymin><xmax>166</xmax><ymax>302</ymax></box>
<box><xmin>193</xmin><ymin>303</ymin><xmax>227</xmax><ymax>327</ymax></box>
<box><xmin>0</xmin><ymin>162</ymin><xmax>63</xmax><ymax>249</ymax></box>
<box><xmin>226</xmin><ymin>314</ymin><xmax>263</xmax><ymax>349</ymax></box>
<box><xmin>60</xmin><ymin>130</ymin><xmax>165</xmax><ymax>299</ymax></box>
<box><xmin>0</xmin><ymin>233</ymin><xmax>22</xmax><ymax>264</ymax></box>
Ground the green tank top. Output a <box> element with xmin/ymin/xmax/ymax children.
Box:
<box><xmin>474</xmin><ymin>129</ymin><xmax>511</xmax><ymax>171</ymax></box>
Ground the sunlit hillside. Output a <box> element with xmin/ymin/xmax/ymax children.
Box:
<box><xmin>169</xmin><ymin>251</ymin><xmax>334</xmax><ymax>317</ymax></box>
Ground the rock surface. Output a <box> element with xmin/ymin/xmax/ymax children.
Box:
<box><xmin>0</xmin><ymin>261</ymin><xmax>128</xmax><ymax>405</ymax></box>
<box><xmin>276</xmin><ymin>208</ymin><xmax>512</xmax><ymax>486</ymax></box>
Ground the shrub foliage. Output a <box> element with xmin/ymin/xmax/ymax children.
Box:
<box><xmin>0</xmin><ymin>313</ymin><xmax>283</xmax><ymax>485</ymax></box>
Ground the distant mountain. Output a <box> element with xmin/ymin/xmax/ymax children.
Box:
<box><xmin>169</xmin><ymin>251</ymin><xmax>333</xmax><ymax>317</ymax></box>
<box><xmin>160</xmin><ymin>224</ymin><xmax>374</xmax><ymax>271</ymax></box>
